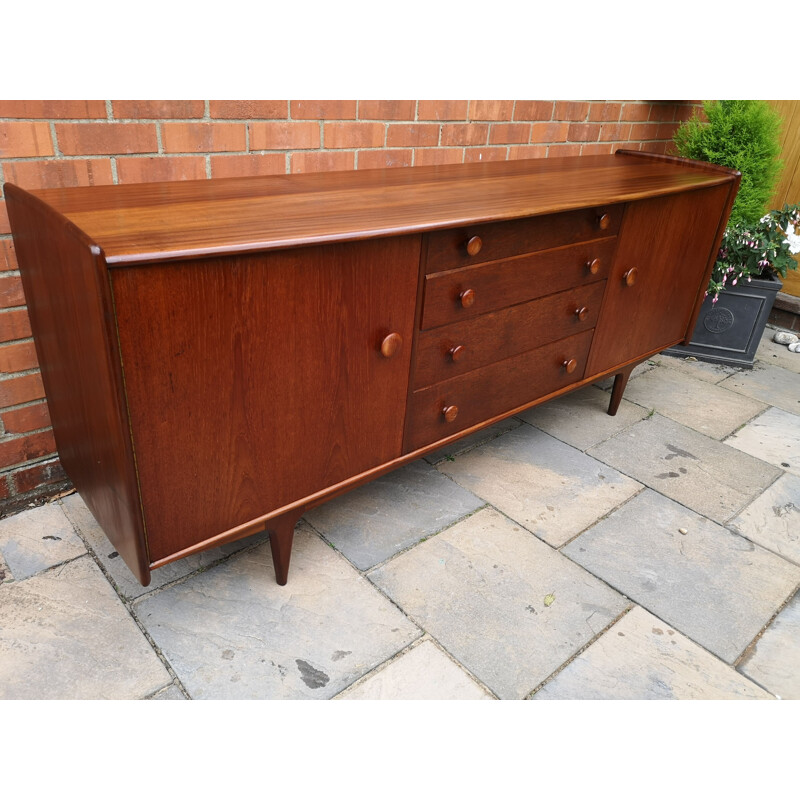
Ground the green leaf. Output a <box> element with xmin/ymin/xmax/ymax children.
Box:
<box><xmin>544</xmin><ymin>592</ymin><xmax>555</xmax><ymax>608</ymax></box>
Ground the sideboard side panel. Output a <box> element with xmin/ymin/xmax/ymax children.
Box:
<box><xmin>112</xmin><ymin>236</ymin><xmax>420</xmax><ymax>562</ymax></box>
<box><xmin>4</xmin><ymin>185</ymin><xmax>150</xmax><ymax>584</ymax></box>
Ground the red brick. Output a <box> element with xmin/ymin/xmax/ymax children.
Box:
<box><xmin>567</xmin><ymin>123</ymin><xmax>600</xmax><ymax>142</ymax></box>
<box><xmin>464</xmin><ymin>147</ymin><xmax>507</xmax><ymax>163</ymax></box>
<box><xmin>113</xmin><ymin>100</ymin><xmax>204</xmax><ymax>119</ymax></box>
<box><xmin>581</xmin><ymin>143</ymin><xmax>615</xmax><ymax>156</ymax></box>
<box><xmin>249</xmin><ymin>122</ymin><xmax>320</xmax><ymax>150</ymax></box>
<box><xmin>649</xmin><ymin>103</ymin><xmax>677</xmax><ymax>122</ymax></box>
<box><xmin>489</xmin><ymin>123</ymin><xmax>531</xmax><ymax>145</ymax></box>
<box><xmin>0</xmin><ymin>276</ymin><xmax>25</xmax><ymax>309</ymax></box>
<box><xmin>414</xmin><ymin>148</ymin><xmax>463</xmax><ymax>166</ymax></box>
<box><xmin>386</xmin><ymin>124</ymin><xmax>438</xmax><ymax>147</ymax></box>
<box><xmin>210</xmin><ymin>154</ymin><xmax>286</xmax><ymax>178</ymax></box>
<box><xmin>548</xmin><ymin>144</ymin><xmax>582</xmax><ymax>157</ymax></box>
<box><xmin>0</xmin><ymin>239</ymin><xmax>17</xmax><ymax>271</ymax></box>
<box><xmin>621</xmin><ymin>103</ymin><xmax>652</xmax><ymax>122</ymax></box>
<box><xmin>531</xmin><ymin>122</ymin><xmax>569</xmax><ymax>143</ymax></box>
<box><xmin>589</xmin><ymin>102</ymin><xmax>622</xmax><ymax>122</ymax></box>
<box><xmin>470</xmin><ymin>101</ymin><xmax>514</xmax><ymax>121</ymax></box>
<box><xmin>417</xmin><ymin>101</ymin><xmax>468</xmax><ymax>121</ymax></box>
<box><xmin>162</xmin><ymin>123</ymin><xmax>245</xmax><ymax>153</ymax></box>
<box><xmin>117</xmin><ymin>157</ymin><xmax>207</xmax><ymax>183</ymax></box>
<box><xmin>553</xmin><ymin>102</ymin><xmax>589</xmax><ymax>121</ymax></box>
<box><xmin>291</xmin><ymin>101</ymin><xmax>357</xmax><ymax>120</ymax></box>
<box><xmin>508</xmin><ymin>145</ymin><xmax>547</xmax><ymax>160</ymax></box>
<box><xmin>2</xmin><ymin>159</ymin><xmax>114</xmax><ymax>190</ymax></box>
<box><xmin>0</xmin><ymin>100</ymin><xmax>107</xmax><ymax>119</ymax></box>
<box><xmin>359</xmin><ymin>101</ymin><xmax>415</xmax><ymax>120</ymax></box>
<box><xmin>324</xmin><ymin>122</ymin><xmax>384</xmax><ymax>149</ymax></box>
<box><xmin>0</xmin><ymin>429</ymin><xmax>56</xmax><ymax>469</ymax></box>
<box><xmin>290</xmin><ymin>151</ymin><xmax>355</xmax><ymax>174</ymax></box>
<box><xmin>0</xmin><ymin>122</ymin><xmax>54</xmax><ymax>158</ymax></box>
<box><xmin>0</xmin><ymin>341</ymin><xmax>38</xmax><ymax>374</ymax></box>
<box><xmin>0</xmin><ymin>309</ymin><xmax>32</xmax><ymax>343</ymax></box>
<box><xmin>2</xmin><ymin>401</ymin><xmax>50</xmax><ymax>434</ymax></box>
<box><xmin>441</xmin><ymin>124</ymin><xmax>488</xmax><ymax>147</ymax></box>
<box><xmin>629</xmin><ymin>123</ymin><xmax>660</xmax><ymax>141</ymax></box>
<box><xmin>357</xmin><ymin>149</ymin><xmax>413</xmax><ymax>170</ymax></box>
<box><xmin>657</xmin><ymin>122</ymin><xmax>680</xmax><ymax>140</ymax></box>
<box><xmin>514</xmin><ymin>101</ymin><xmax>554</xmax><ymax>121</ymax></box>
<box><xmin>640</xmin><ymin>141</ymin><xmax>670</xmax><ymax>155</ymax></box>
<box><xmin>11</xmin><ymin>457</ymin><xmax>66</xmax><ymax>494</ymax></box>
<box><xmin>210</xmin><ymin>101</ymin><xmax>287</xmax><ymax>119</ymax></box>
<box><xmin>675</xmin><ymin>104</ymin><xmax>701</xmax><ymax>123</ymax></box>
<box><xmin>56</xmin><ymin>123</ymin><xmax>157</xmax><ymax>155</ymax></box>
<box><xmin>0</xmin><ymin>473</ymin><xmax>8</xmax><ymax>500</ymax></box>
<box><xmin>598</xmin><ymin>123</ymin><xmax>632</xmax><ymax>142</ymax></box>
<box><xmin>0</xmin><ymin>202</ymin><xmax>9</xmax><ymax>235</ymax></box>
<box><xmin>0</xmin><ymin>373</ymin><xmax>44</xmax><ymax>406</ymax></box>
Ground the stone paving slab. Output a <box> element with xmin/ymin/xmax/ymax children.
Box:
<box><xmin>533</xmin><ymin>606</ymin><xmax>772</xmax><ymax>699</ymax></box>
<box><xmin>739</xmin><ymin>591</ymin><xmax>800</xmax><ymax>699</ymax></box>
<box><xmin>518</xmin><ymin>384</ymin><xmax>649</xmax><ymax>451</ymax></box>
<box><xmin>757</xmin><ymin>329</ymin><xmax>800</xmax><ymax>374</ymax></box>
<box><xmin>148</xmin><ymin>684</ymin><xmax>186</xmax><ymax>700</ymax></box>
<box><xmin>621</xmin><ymin>367</ymin><xmax>766</xmax><ymax>439</ymax></box>
<box><xmin>593</xmin><ymin>360</ymin><xmax>657</xmax><ymax>391</ymax></box>
<box><xmin>727</xmin><ymin>473</ymin><xmax>800</xmax><ymax>566</ymax></box>
<box><xmin>423</xmin><ymin>417</ymin><xmax>522</xmax><ymax>465</ymax></box>
<box><xmin>563</xmin><ymin>489</ymin><xmax>800</xmax><ymax>663</ymax></box>
<box><xmin>587</xmin><ymin>414</ymin><xmax>782</xmax><ymax>523</ymax></box>
<box><xmin>651</xmin><ymin>353</ymin><xmax>740</xmax><ymax>384</ymax></box>
<box><xmin>719</xmin><ymin>362</ymin><xmax>800</xmax><ymax>416</ymax></box>
<box><xmin>369</xmin><ymin>507</ymin><xmax>629</xmax><ymax>700</ymax></box>
<box><xmin>337</xmin><ymin>639</ymin><xmax>494</xmax><ymax>700</ymax></box>
<box><xmin>438</xmin><ymin>425</ymin><xmax>642</xmax><ymax>547</ymax></box>
<box><xmin>724</xmin><ymin>407</ymin><xmax>800</xmax><ymax>477</ymax></box>
<box><xmin>134</xmin><ymin>522</ymin><xmax>420</xmax><ymax>699</ymax></box>
<box><xmin>304</xmin><ymin>459</ymin><xmax>484</xmax><ymax>570</ymax></box>
<box><xmin>60</xmin><ymin>492</ymin><xmax>269</xmax><ymax>599</ymax></box>
<box><xmin>0</xmin><ymin>555</ymin><xmax>171</xmax><ymax>699</ymax></box>
<box><xmin>0</xmin><ymin>502</ymin><xmax>86</xmax><ymax>581</ymax></box>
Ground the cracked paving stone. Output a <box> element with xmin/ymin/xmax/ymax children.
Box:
<box><xmin>724</xmin><ymin>407</ymin><xmax>800</xmax><ymax>478</ymax></box>
<box><xmin>133</xmin><ymin>521</ymin><xmax>420</xmax><ymax>699</ymax></box>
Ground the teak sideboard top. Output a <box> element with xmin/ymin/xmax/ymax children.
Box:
<box><xmin>21</xmin><ymin>152</ymin><xmax>733</xmax><ymax>264</ymax></box>
<box><xmin>5</xmin><ymin>151</ymin><xmax>740</xmax><ymax>588</ymax></box>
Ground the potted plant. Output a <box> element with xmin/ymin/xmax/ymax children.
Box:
<box><xmin>663</xmin><ymin>100</ymin><xmax>799</xmax><ymax>367</ymax></box>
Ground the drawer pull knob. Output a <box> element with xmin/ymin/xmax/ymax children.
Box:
<box><xmin>459</xmin><ymin>288</ymin><xmax>476</xmax><ymax>308</ymax></box>
<box><xmin>442</xmin><ymin>405</ymin><xmax>459</xmax><ymax>423</ymax></box>
<box><xmin>575</xmin><ymin>306</ymin><xmax>589</xmax><ymax>321</ymax></box>
<box><xmin>623</xmin><ymin>267</ymin><xmax>639</xmax><ymax>287</ymax></box>
<box><xmin>380</xmin><ymin>332</ymin><xmax>403</xmax><ymax>358</ymax></box>
<box><xmin>465</xmin><ymin>235</ymin><xmax>483</xmax><ymax>256</ymax></box>
<box><xmin>563</xmin><ymin>358</ymin><xmax>578</xmax><ymax>374</ymax></box>
<box><xmin>597</xmin><ymin>213</ymin><xmax>611</xmax><ymax>230</ymax></box>
<box><xmin>586</xmin><ymin>257</ymin><xmax>601</xmax><ymax>275</ymax></box>
<box><xmin>449</xmin><ymin>344</ymin><xmax>466</xmax><ymax>362</ymax></box>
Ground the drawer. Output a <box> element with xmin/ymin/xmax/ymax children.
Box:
<box><xmin>413</xmin><ymin>281</ymin><xmax>604</xmax><ymax>389</ymax></box>
<box><xmin>424</xmin><ymin>204</ymin><xmax>623</xmax><ymax>274</ymax></box>
<box><xmin>421</xmin><ymin>237</ymin><xmax>616</xmax><ymax>330</ymax></box>
<box><xmin>405</xmin><ymin>329</ymin><xmax>593</xmax><ymax>452</ymax></box>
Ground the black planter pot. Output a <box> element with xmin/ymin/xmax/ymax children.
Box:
<box><xmin>664</xmin><ymin>272</ymin><xmax>782</xmax><ymax>368</ymax></box>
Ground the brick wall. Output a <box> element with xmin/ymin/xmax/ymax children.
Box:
<box><xmin>0</xmin><ymin>99</ymin><xmax>698</xmax><ymax>514</ymax></box>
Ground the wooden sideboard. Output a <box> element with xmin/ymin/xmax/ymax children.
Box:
<box><xmin>5</xmin><ymin>152</ymin><xmax>740</xmax><ymax>586</ymax></box>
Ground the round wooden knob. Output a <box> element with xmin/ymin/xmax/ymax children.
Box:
<box><xmin>465</xmin><ymin>235</ymin><xmax>482</xmax><ymax>256</ymax></box>
<box><xmin>563</xmin><ymin>358</ymin><xmax>578</xmax><ymax>374</ymax></box>
<box><xmin>449</xmin><ymin>345</ymin><xmax>466</xmax><ymax>362</ymax></box>
<box><xmin>586</xmin><ymin>258</ymin><xmax>601</xmax><ymax>275</ymax></box>
<box><xmin>623</xmin><ymin>267</ymin><xmax>639</xmax><ymax>287</ymax></box>
<box><xmin>442</xmin><ymin>405</ymin><xmax>459</xmax><ymax>423</ymax></box>
<box><xmin>575</xmin><ymin>306</ymin><xmax>588</xmax><ymax>321</ymax></box>
<box><xmin>380</xmin><ymin>332</ymin><xmax>403</xmax><ymax>358</ymax></box>
<box><xmin>459</xmin><ymin>288</ymin><xmax>476</xmax><ymax>308</ymax></box>
<box><xmin>597</xmin><ymin>213</ymin><xmax>611</xmax><ymax>230</ymax></box>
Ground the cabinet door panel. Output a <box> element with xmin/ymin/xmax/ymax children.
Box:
<box><xmin>587</xmin><ymin>186</ymin><xmax>729</xmax><ymax>375</ymax></box>
<box><xmin>111</xmin><ymin>236</ymin><xmax>420</xmax><ymax>562</ymax></box>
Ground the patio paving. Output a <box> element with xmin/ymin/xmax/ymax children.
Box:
<box><xmin>1</xmin><ymin>325</ymin><xmax>798</xmax><ymax>700</ymax></box>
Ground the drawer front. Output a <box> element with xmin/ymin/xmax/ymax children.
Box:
<box><xmin>405</xmin><ymin>329</ymin><xmax>593</xmax><ymax>452</ymax></box>
<box><xmin>421</xmin><ymin>237</ymin><xmax>616</xmax><ymax>330</ymax></box>
<box><xmin>424</xmin><ymin>205</ymin><xmax>623</xmax><ymax>274</ymax></box>
<box><xmin>413</xmin><ymin>281</ymin><xmax>604</xmax><ymax>389</ymax></box>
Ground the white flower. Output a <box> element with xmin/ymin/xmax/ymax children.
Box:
<box><xmin>784</xmin><ymin>222</ymin><xmax>800</xmax><ymax>255</ymax></box>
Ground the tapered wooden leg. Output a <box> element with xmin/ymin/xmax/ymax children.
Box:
<box><xmin>608</xmin><ymin>365</ymin><xmax>635</xmax><ymax>416</ymax></box>
<box><xmin>267</xmin><ymin>511</ymin><xmax>303</xmax><ymax>586</ymax></box>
